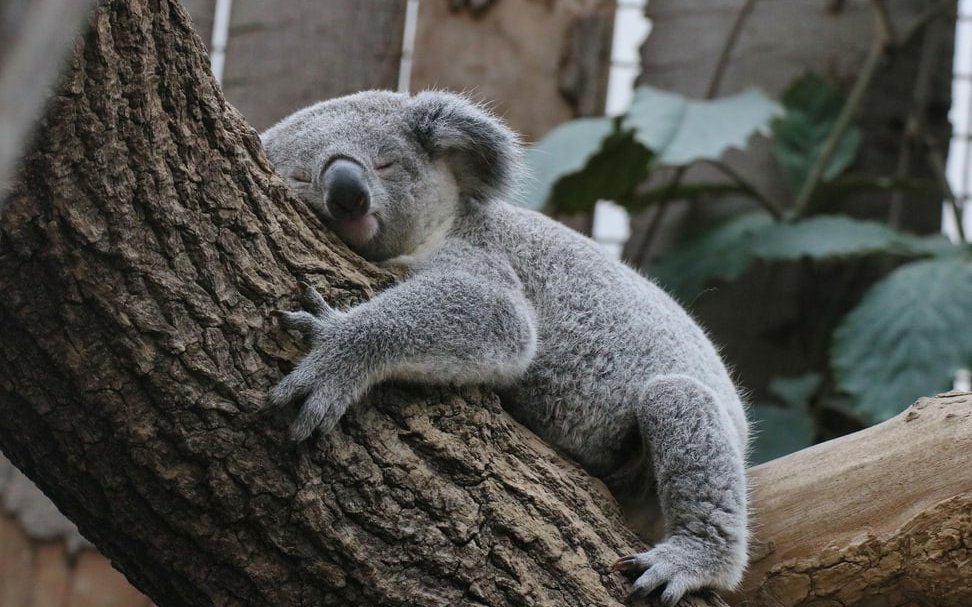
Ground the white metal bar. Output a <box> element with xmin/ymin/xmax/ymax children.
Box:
<box><xmin>398</xmin><ymin>0</ymin><xmax>420</xmax><ymax>93</ymax></box>
<box><xmin>210</xmin><ymin>0</ymin><xmax>233</xmax><ymax>85</ymax></box>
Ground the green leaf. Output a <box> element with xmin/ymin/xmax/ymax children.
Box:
<box><xmin>624</xmin><ymin>86</ymin><xmax>781</xmax><ymax>166</ymax></box>
<box><xmin>648</xmin><ymin>212</ymin><xmax>774</xmax><ymax>301</ymax></box>
<box><xmin>832</xmin><ymin>256</ymin><xmax>972</xmax><ymax>422</ymax></box>
<box><xmin>649</xmin><ymin>214</ymin><xmax>958</xmax><ymax>302</ymax></box>
<box><xmin>547</xmin><ymin>130</ymin><xmax>652</xmax><ymax>214</ymax></box>
<box><xmin>772</xmin><ymin>74</ymin><xmax>861</xmax><ymax>190</ymax></box>
<box><xmin>750</xmin><ymin>215</ymin><xmax>945</xmax><ymax>261</ymax></box>
<box><xmin>518</xmin><ymin>117</ymin><xmax>615</xmax><ymax>210</ymax></box>
<box><xmin>750</xmin><ymin>403</ymin><xmax>815</xmax><ymax>464</ymax></box>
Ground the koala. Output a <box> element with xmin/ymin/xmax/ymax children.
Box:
<box><xmin>260</xmin><ymin>90</ymin><xmax>749</xmax><ymax>606</ymax></box>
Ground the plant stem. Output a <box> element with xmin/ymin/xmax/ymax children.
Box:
<box><xmin>871</xmin><ymin>0</ymin><xmax>897</xmax><ymax>45</ymax></box>
<box><xmin>706</xmin><ymin>160</ymin><xmax>784</xmax><ymax>219</ymax></box>
<box><xmin>900</xmin><ymin>0</ymin><xmax>955</xmax><ymax>46</ymax></box>
<box><xmin>924</xmin><ymin>133</ymin><xmax>967</xmax><ymax>242</ymax></box>
<box><xmin>630</xmin><ymin>199</ymin><xmax>671</xmax><ymax>265</ymax></box>
<box><xmin>791</xmin><ymin>0</ymin><xmax>954</xmax><ymax>220</ymax></box>
<box><xmin>888</xmin><ymin>13</ymin><xmax>940</xmax><ymax>229</ymax></box>
<box><xmin>633</xmin><ymin>0</ymin><xmax>760</xmax><ymax>267</ymax></box>
<box><xmin>791</xmin><ymin>1</ymin><xmax>892</xmax><ymax>218</ymax></box>
<box><xmin>706</xmin><ymin>0</ymin><xmax>758</xmax><ymax>98</ymax></box>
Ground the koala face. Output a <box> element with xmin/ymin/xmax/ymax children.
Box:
<box><xmin>261</xmin><ymin>91</ymin><xmax>519</xmax><ymax>262</ymax></box>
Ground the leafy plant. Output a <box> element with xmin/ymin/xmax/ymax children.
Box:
<box><xmin>520</xmin><ymin>72</ymin><xmax>970</xmax><ymax>461</ymax></box>
<box><xmin>832</xmin><ymin>256</ymin><xmax>972</xmax><ymax>422</ymax></box>
<box><xmin>521</xmin><ymin>85</ymin><xmax>781</xmax><ymax>213</ymax></box>
<box><xmin>772</xmin><ymin>74</ymin><xmax>861</xmax><ymax>192</ymax></box>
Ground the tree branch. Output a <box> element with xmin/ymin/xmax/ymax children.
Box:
<box><xmin>733</xmin><ymin>392</ymin><xmax>972</xmax><ymax>605</ymax></box>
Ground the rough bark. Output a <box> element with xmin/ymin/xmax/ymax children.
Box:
<box><xmin>0</xmin><ymin>1</ymin><xmax>647</xmax><ymax>605</ymax></box>
<box><xmin>732</xmin><ymin>392</ymin><xmax>972</xmax><ymax>606</ymax></box>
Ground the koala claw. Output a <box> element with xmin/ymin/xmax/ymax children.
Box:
<box><xmin>611</xmin><ymin>555</ymin><xmax>642</xmax><ymax>578</ymax></box>
<box><xmin>618</xmin><ymin>541</ymin><xmax>725</xmax><ymax>607</ymax></box>
<box><xmin>269</xmin><ymin>358</ymin><xmax>349</xmax><ymax>442</ymax></box>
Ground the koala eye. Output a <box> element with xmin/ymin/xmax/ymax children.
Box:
<box><xmin>374</xmin><ymin>159</ymin><xmax>398</xmax><ymax>173</ymax></box>
<box><xmin>288</xmin><ymin>168</ymin><xmax>312</xmax><ymax>184</ymax></box>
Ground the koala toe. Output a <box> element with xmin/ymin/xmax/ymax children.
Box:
<box><xmin>268</xmin><ymin>370</ymin><xmax>313</xmax><ymax>408</ymax></box>
<box><xmin>298</xmin><ymin>282</ymin><xmax>336</xmax><ymax>319</ymax></box>
<box><xmin>629</xmin><ymin>564</ymin><xmax>670</xmax><ymax>599</ymax></box>
<box><xmin>621</xmin><ymin>538</ymin><xmax>738</xmax><ymax>606</ymax></box>
<box><xmin>288</xmin><ymin>391</ymin><xmax>326</xmax><ymax>442</ymax></box>
<box><xmin>277</xmin><ymin>310</ymin><xmax>325</xmax><ymax>342</ymax></box>
<box><xmin>288</xmin><ymin>387</ymin><xmax>347</xmax><ymax>443</ymax></box>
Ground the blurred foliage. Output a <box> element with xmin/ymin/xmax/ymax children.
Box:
<box><xmin>521</xmin><ymin>75</ymin><xmax>972</xmax><ymax>463</ymax></box>
<box><xmin>773</xmin><ymin>75</ymin><xmax>862</xmax><ymax>191</ymax></box>
<box><xmin>750</xmin><ymin>374</ymin><xmax>820</xmax><ymax>464</ymax></box>
<box><xmin>521</xmin><ymin>86</ymin><xmax>780</xmax><ymax>212</ymax></box>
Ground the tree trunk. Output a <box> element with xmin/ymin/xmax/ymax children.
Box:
<box><xmin>0</xmin><ymin>1</ymin><xmax>643</xmax><ymax>605</ymax></box>
<box><xmin>1</xmin><ymin>2</ymin><xmax>969</xmax><ymax>607</ymax></box>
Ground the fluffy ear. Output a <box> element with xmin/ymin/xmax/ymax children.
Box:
<box><xmin>409</xmin><ymin>91</ymin><xmax>521</xmax><ymax>202</ymax></box>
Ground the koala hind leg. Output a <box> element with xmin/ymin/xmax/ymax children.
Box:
<box><xmin>614</xmin><ymin>374</ymin><xmax>747</xmax><ymax>606</ymax></box>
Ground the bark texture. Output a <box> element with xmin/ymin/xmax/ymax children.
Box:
<box><xmin>0</xmin><ymin>1</ymin><xmax>645</xmax><ymax>605</ymax></box>
<box><xmin>733</xmin><ymin>392</ymin><xmax>972</xmax><ymax>607</ymax></box>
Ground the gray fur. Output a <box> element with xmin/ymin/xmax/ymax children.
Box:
<box><xmin>261</xmin><ymin>90</ymin><xmax>749</xmax><ymax>605</ymax></box>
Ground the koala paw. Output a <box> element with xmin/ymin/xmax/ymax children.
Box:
<box><xmin>612</xmin><ymin>539</ymin><xmax>740</xmax><ymax>606</ymax></box>
<box><xmin>269</xmin><ymin>283</ymin><xmax>352</xmax><ymax>442</ymax></box>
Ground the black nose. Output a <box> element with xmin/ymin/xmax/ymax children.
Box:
<box><xmin>322</xmin><ymin>158</ymin><xmax>370</xmax><ymax>219</ymax></box>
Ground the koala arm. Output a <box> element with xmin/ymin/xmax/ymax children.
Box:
<box><xmin>616</xmin><ymin>375</ymin><xmax>748</xmax><ymax>604</ymax></box>
<box><xmin>270</xmin><ymin>270</ymin><xmax>537</xmax><ymax>442</ymax></box>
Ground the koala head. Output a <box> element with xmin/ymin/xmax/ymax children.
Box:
<box><xmin>261</xmin><ymin>90</ymin><xmax>520</xmax><ymax>262</ymax></box>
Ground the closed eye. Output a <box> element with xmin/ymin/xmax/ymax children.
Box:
<box><xmin>374</xmin><ymin>159</ymin><xmax>397</xmax><ymax>172</ymax></box>
<box><xmin>288</xmin><ymin>169</ymin><xmax>312</xmax><ymax>183</ymax></box>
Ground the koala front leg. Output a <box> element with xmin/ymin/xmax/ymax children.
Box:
<box><xmin>270</xmin><ymin>274</ymin><xmax>536</xmax><ymax>442</ymax></box>
<box><xmin>614</xmin><ymin>375</ymin><xmax>748</xmax><ymax>606</ymax></box>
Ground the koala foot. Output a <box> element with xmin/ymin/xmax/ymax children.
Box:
<box><xmin>612</xmin><ymin>539</ymin><xmax>741</xmax><ymax>606</ymax></box>
<box><xmin>269</xmin><ymin>283</ymin><xmax>352</xmax><ymax>443</ymax></box>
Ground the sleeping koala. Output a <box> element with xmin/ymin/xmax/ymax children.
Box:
<box><xmin>260</xmin><ymin>90</ymin><xmax>749</xmax><ymax>605</ymax></box>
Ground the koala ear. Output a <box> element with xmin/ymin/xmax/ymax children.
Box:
<box><xmin>409</xmin><ymin>91</ymin><xmax>521</xmax><ymax>203</ymax></box>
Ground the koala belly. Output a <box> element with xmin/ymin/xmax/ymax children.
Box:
<box><xmin>497</xmin><ymin>353</ymin><xmax>647</xmax><ymax>478</ymax></box>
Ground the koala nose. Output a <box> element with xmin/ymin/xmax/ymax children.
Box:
<box><xmin>322</xmin><ymin>158</ymin><xmax>370</xmax><ymax>219</ymax></box>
